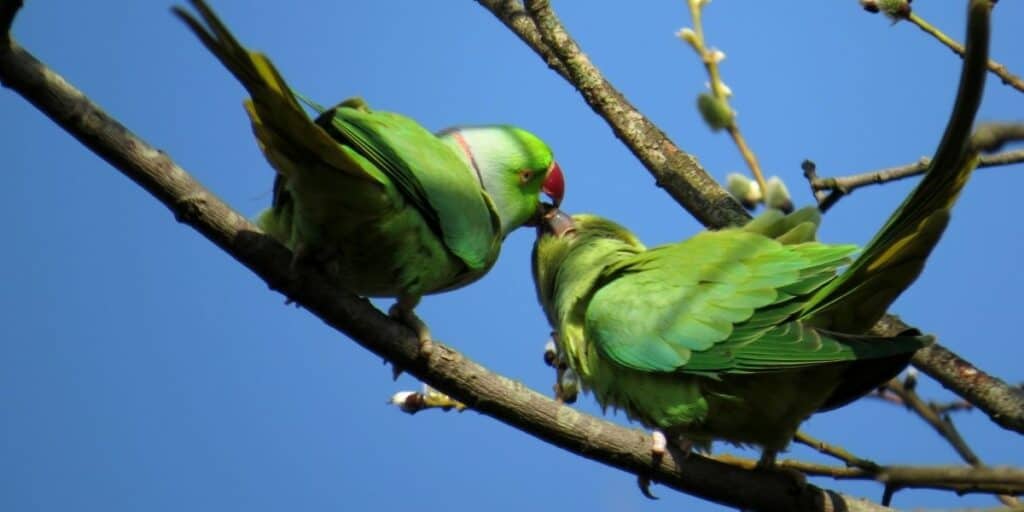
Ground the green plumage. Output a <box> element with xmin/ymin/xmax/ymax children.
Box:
<box><xmin>175</xmin><ymin>1</ymin><xmax>560</xmax><ymax>313</ymax></box>
<box><xmin>534</xmin><ymin>211</ymin><xmax>934</xmax><ymax>450</ymax></box>
<box><xmin>532</xmin><ymin>0</ymin><xmax>989</xmax><ymax>455</ymax></box>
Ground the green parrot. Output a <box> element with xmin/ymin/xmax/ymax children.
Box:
<box><xmin>532</xmin><ymin>0</ymin><xmax>990</xmax><ymax>463</ymax></box>
<box><xmin>174</xmin><ymin>0</ymin><xmax>565</xmax><ymax>346</ymax></box>
<box><xmin>532</xmin><ymin>116</ymin><xmax>982</xmax><ymax>467</ymax></box>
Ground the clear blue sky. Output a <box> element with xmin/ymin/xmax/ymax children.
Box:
<box><xmin>3</xmin><ymin>2</ymin><xmax>1022</xmax><ymax>510</ymax></box>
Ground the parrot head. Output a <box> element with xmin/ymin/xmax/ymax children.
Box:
<box><xmin>440</xmin><ymin>126</ymin><xmax>565</xmax><ymax>236</ymax></box>
<box><xmin>532</xmin><ymin>208</ymin><xmax>644</xmax><ymax>326</ymax></box>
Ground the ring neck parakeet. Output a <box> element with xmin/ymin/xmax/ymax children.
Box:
<box><xmin>174</xmin><ymin>0</ymin><xmax>565</xmax><ymax>346</ymax></box>
<box><xmin>533</xmin><ymin>127</ymin><xmax>981</xmax><ymax>464</ymax></box>
<box><xmin>531</xmin><ymin>0</ymin><xmax>988</xmax><ymax>463</ymax></box>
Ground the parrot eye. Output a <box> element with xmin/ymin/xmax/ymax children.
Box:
<box><xmin>518</xmin><ymin>169</ymin><xmax>535</xmax><ymax>184</ymax></box>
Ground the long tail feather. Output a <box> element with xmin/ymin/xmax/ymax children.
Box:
<box><xmin>173</xmin><ymin>0</ymin><xmax>356</xmax><ymax>176</ymax></box>
<box><xmin>802</xmin><ymin>0</ymin><xmax>992</xmax><ymax>332</ymax></box>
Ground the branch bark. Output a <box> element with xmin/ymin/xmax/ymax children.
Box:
<box><xmin>808</xmin><ymin>148</ymin><xmax>1024</xmax><ymax>205</ymax></box>
<box><xmin>0</xmin><ymin>8</ymin><xmax>892</xmax><ymax>512</ymax></box>
<box><xmin>721</xmin><ymin>454</ymin><xmax>1024</xmax><ymax>496</ymax></box>
<box><xmin>478</xmin><ymin>0</ymin><xmax>751</xmax><ymax>228</ymax></box>
<box><xmin>869</xmin><ymin>316</ymin><xmax>1024</xmax><ymax>436</ymax></box>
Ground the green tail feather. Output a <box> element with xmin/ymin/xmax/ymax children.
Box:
<box><xmin>801</xmin><ymin>0</ymin><xmax>991</xmax><ymax>332</ymax></box>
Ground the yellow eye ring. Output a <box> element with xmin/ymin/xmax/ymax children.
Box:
<box><xmin>518</xmin><ymin>169</ymin><xmax>534</xmax><ymax>184</ymax></box>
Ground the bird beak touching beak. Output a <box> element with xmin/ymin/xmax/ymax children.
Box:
<box><xmin>542</xmin><ymin>206</ymin><xmax>576</xmax><ymax>238</ymax></box>
<box><xmin>542</xmin><ymin>162</ymin><xmax>565</xmax><ymax>207</ymax></box>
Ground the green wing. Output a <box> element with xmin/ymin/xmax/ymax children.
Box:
<box><xmin>174</xmin><ymin>1</ymin><xmax>382</xmax><ymax>186</ymax></box>
<box><xmin>176</xmin><ymin>0</ymin><xmax>498</xmax><ymax>271</ymax></box>
<box><xmin>583</xmin><ymin>228</ymin><xmax>873</xmax><ymax>374</ymax></box>
<box><xmin>317</xmin><ymin>99</ymin><xmax>499</xmax><ymax>270</ymax></box>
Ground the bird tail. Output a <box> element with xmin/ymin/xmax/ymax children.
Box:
<box><xmin>173</xmin><ymin>0</ymin><xmax>357</xmax><ymax>178</ymax></box>
<box><xmin>801</xmin><ymin>0</ymin><xmax>991</xmax><ymax>332</ymax></box>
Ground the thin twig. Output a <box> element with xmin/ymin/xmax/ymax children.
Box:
<box><xmin>680</xmin><ymin>0</ymin><xmax>768</xmax><ymax>196</ymax></box>
<box><xmin>886</xmin><ymin>378</ymin><xmax>1019</xmax><ymax>506</ymax></box>
<box><xmin>806</xmin><ymin>146</ymin><xmax>1024</xmax><ymax>211</ymax></box>
<box><xmin>906</xmin><ymin>11</ymin><xmax>1024</xmax><ymax>94</ymax></box>
<box><xmin>868</xmin><ymin>388</ymin><xmax>974</xmax><ymax>415</ymax></box>
<box><xmin>911</xmin><ymin>340</ymin><xmax>1024</xmax><ymax>437</ymax></box>
<box><xmin>794</xmin><ymin>431</ymin><xmax>881</xmax><ymax>472</ymax></box>
<box><xmin>886</xmin><ymin>379</ymin><xmax>982</xmax><ymax>465</ymax></box>
<box><xmin>716</xmin><ymin>454</ymin><xmax>1024</xmax><ymax>496</ymax></box>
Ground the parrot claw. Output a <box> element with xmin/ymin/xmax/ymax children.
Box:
<box><xmin>389</xmin><ymin>298</ymin><xmax>433</xmax><ymax>357</ymax></box>
<box><xmin>635</xmin><ymin>430</ymin><xmax>667</xmax><ymax>500</ymax></box>
<box><xmin>755</xmin><ymin>449</ymin><xmax>807</xmax><ymax>490</ymax></box>
<box><xmin>543</xmin><ymin>337</ymin><xmax>558</xmax><ymax>368</ymax></box>
<box><xmin>755</xmin><ymin>449</ymin><xmax>778</xmax><ymax>470</ymax></box>
<box><xmin>636</xmin><ymin>474</ymin><xmax>660</xmax><ymax>500</ymax></box>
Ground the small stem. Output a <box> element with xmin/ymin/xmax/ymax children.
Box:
<box><xmin>906</xmin><ymin>11</ymin><xmax>1024</xmax><ymax>94</ymax></box>
<box><xmin>713</xmin><ymin>454</ymin><xmax>1024</xmax><ymax>496</ymax></box>
<box><xmin>794</xmin><ymin>431</ymin><xmax>881</xmax><ymax>472</ymax></box>
<box><xmin>885</xmin><ymin>379</ymin><xmax>1019</xmax><ymax>506</ymax></box>
<box><xmin>727</xmin><ymin>125</ymin><xmax>768</xmax><ymax>197</ymax></box>
<box><xmin>804</xmin><ymin>123</ymin><xmax>1024</xmax><ymax>210</ymax></box>
<box><xmin>684</xmin><ymin>0</ymin><xmax>768</xmax><ymax>197</ymax></box>
<box><xmin>907</xmin><ymin>12</ymin><xmax>965</xmax><ymax>55</ymax></box>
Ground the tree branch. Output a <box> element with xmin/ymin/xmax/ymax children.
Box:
<box><xmin>808</xmin><ymin>148</ymin><xmax>1024</xmax><ymax>203</ymax></box>
<box><xmin>904</xmin><ymin>11</ymin><xmax>1024</xmax><ymax>94</ymax></box>
<box><xmin>806</xmin><ymin>123</ymin><xmax>1024</xmax><ymax>209</ymax></box>
<box><xmin>884</xmin><ymin>376</ymin><xmax>1019</xmax><ymax>506</ymax></box>
<box><xmin>885</xmin><ymin>379</ymin><xmax>984</xmax><ymax>465</ymax></box>
<box><xmin>867</xmin><ymin>315</ymin><xmax>1024</xmax><ymax>436</ymax></box>
<box><xmin>795</xmin><ymin>431</ymin><xmax>882</xmax><ymax>472</ymax></box>
<box><xmin>478</xmin><ymin>0</ymin><xmax>751</xmax><ymax>228</ymax></box>
<box><xmin>860</xmin><ymin>0</ymin><xmax>1024</xmax><ymax>93</ymax></box>
<box><xmin>721</xmin><ymin>454</ymin><xmax>1024</xmax><ymax>497</ymax></box>
<box><xmin>0</xmin><ymin>6</ymin><xmax>892</xmax><ymax>512</ymax></box>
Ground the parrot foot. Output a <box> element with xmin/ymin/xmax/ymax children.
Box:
<box><xmin>543</xmin><ymin>333</ymin><xmax>580</xmax><ymax>404</ymax></box>
<box><xmin>675</xmin><ymin>436</ymin><xmax>697</xmax><ymax>457</ymax></box>
<box><xmin>554</xmin><ymin>366</ymin><xmax>579</xmax><ymax>404</ymax></box>
<box><xmin>290</xmin><ymin>242</ymin><xmax>337</xmax><ymax>274</ymax></box>
<box><xmin>755</xmin><ymin>449</ymin><xmax>807</xmax><ymax>490</ymax></box>
<box><xmin>389</xmin><ymin>298</ymin><xmax>433</xmax><ymax>357</ymax></box>
<box><xmin>543</xmin><ymin>336</ymin><xmax>559</xmax><ymax>368</ymax></box>
<box><xmin>755</xmin><ymin>449</ymin><xmax>778</xmax><ymax>469</ymax></box>
<box><xmin>636</xmin><ymin>430</ymin><xmax>668</xmax><ymax>500</ymax></box>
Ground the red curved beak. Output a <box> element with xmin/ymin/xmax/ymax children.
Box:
<box><xmin>541</xmin><ymin>161</ymin><xmax>565</xmax><ymax>207</ymax></box>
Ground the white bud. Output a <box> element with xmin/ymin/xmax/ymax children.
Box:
<box><xmin>388</xmin><ymin>390</ymin><xmax>423</xmax><ymax>414</ymax></box>
<box><xmin>764</xmin><ymin>176</ymin><xmax>794</xmax><ymax>214</ymax></box>
<box><xmin>726</xmin><ymin>173</ymin><xmax>761</xmax><ymax>209</ymax></box>
<box><xmin>676</xmin><ymin>27</ymin><xmax>699</xmax><ymax>47</ymax></box>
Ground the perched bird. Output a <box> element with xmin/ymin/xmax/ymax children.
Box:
<box><xmin>174</xmin><ymin>0</ymin><xmax>565</xmax><ymax>346</ymax></box>
<box><xmin>532</xmin><ymin>0</ymin><xmax>989</xmax><ymax>464</ymax></box>
<box><xmin>532</xmin><ymin>111</ymin><xmax>982</xmax><ymax>466</ymax></box>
